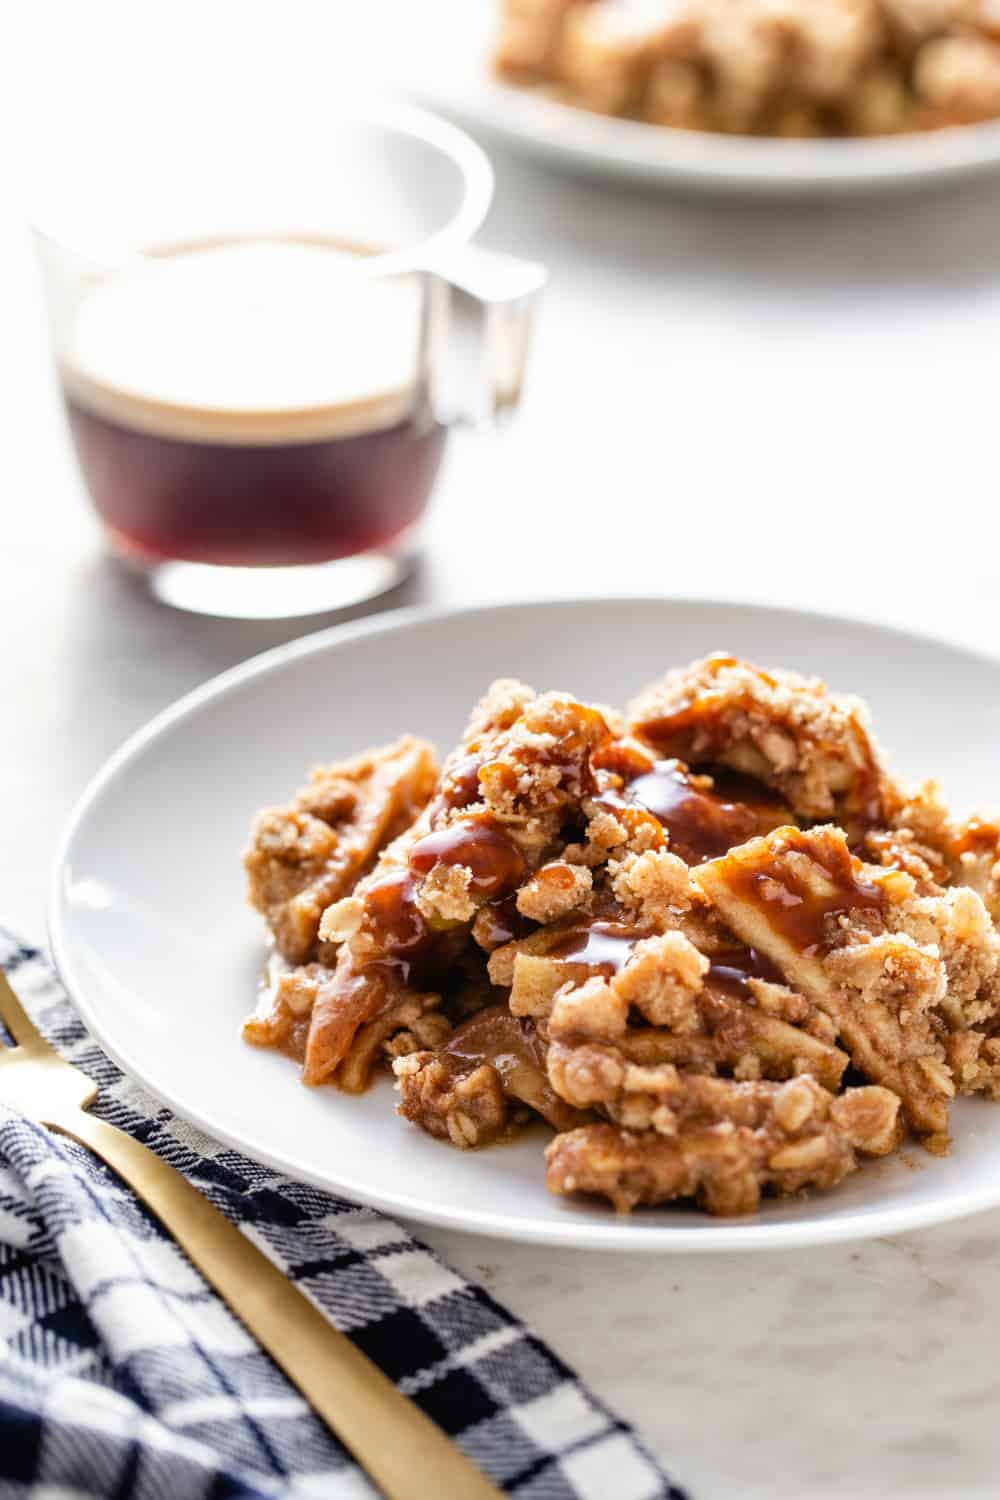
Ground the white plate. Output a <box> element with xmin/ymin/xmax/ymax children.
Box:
<box><xmin>398</xmin><ymin>0</ymin><xmax>1000</xmax><ymax>193</ymax></box>
<box><xmin>50</xmin><ymin>597</ymin><xmax>1000</xmax><ymax>1251</ymax></box>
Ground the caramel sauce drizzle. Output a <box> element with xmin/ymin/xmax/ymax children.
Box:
<box><xmin>630</xmin><ymin>655</ymin><xmax>747</xmax><ymax>751</ymax></box>
<box><xmin>440</xmin><ymin>1003</ymin><xmax>548</xmax><ymax>1087</ymax></box>
<box><xmin>409</xmin><ymin>813</ymin><xmax>526</xmax><ymax>899</ymax></box>
<box><xmin>432</xmin><ymin>751</ymin><xmax>487</xmax><ymax>815</ymax></box>
<box><xmin>591</xmin><ymin>739</ymin><xmax>656</xmax><ymax>780</ymax></box>
<box><xmin>477</xmin><ymin>894</ymin><xmax>531</xmax><ymax>949</ymax></box>
<box><xmin>953</xmin><ymin>817</ymin><xmax>1000</xmax><ymax>857</ymax></box>
<box><xmin>546</xmin><ymin>920</ymin><xmax>646</xmax><ymax>975</ymax></box>
<box><xmin>358</xmin><ymin>867</ymin><xmax>442</xmax><ymax>985</ymax></box>
<box><xmin>625</xmin><ymin>759</ymin><xmax>785</xmax><ymax>865</ymax></box>
<box><xmin>633</xmin><ymin>658</ymin><xmax>886</xmax><ymax>831</ymax></box>
<box><xmin>364</xmin><ymin>868</ymin><xmax>427</xmax><ymax>951</ymax></box>
<box><xmin>725</xmin><ymin>830</ymin><xmax>885</xmax><ymax>955</ymax></box>
<box><xmin>704</xmin><ymin>946</ymin><xmax>784</xmax><ymax>1002</ymax></box>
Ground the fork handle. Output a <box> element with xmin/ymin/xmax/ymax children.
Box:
<box><xmin>56</xmin><ymin>1111</ymin><xmax>502</xmax><ymax>1500</ymax></box>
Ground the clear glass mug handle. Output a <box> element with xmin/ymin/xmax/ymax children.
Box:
<box><xmin>422</xmin><ymin>246</ymin><xmax>548</xmax><ymax>429</ymax></box>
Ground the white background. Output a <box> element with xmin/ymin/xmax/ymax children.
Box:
<box><xmin>4</xmin><ymin>4</ymin><xmax>1000</xmax><ymax>1496</ymax></box>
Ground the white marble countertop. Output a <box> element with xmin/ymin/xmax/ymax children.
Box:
<box><xmin>4</xmin><ymin>6</ymin><xmax>1000</xmax><ymax>1496</ymax></box>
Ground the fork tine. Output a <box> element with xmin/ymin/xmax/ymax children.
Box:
<box><xmin>0</xmin><ymin>968</ymin><xmax>49</xmax><ymax>1051</ymax></box>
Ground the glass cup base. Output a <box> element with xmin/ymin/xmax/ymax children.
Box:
<box><xmin>113</xmin><ymin>546</ymin><xmax>417</xmax><ymax>620</ymax></box>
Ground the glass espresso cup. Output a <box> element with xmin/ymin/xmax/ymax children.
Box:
<box><xmin>32</xmin><ymin>104</ymin><xmax>545</xmax><ymax>618</ymax></box>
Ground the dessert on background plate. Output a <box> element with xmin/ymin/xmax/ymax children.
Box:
<box><xmin>493</xmin><ymin>0</ymin><xmax>1000</xmax><ymax>139</ymax></box>
<box><xmin>243</xmin><ymin>652</ymin><xmax>1000</xmax><ymax>1218</ymax></box>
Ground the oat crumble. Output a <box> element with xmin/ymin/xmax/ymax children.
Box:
<box><xmin>241</xmin><ymin>655</ymin><xmax>1000</xmax><ymax>1217</ymax></box>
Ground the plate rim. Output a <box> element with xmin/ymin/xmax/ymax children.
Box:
<box><xmin>399</xmin><ymin>5</ymin><xmax>1000</xmax><ymax>193</ymax></box>
<box><xmin>48</xmin><ymin>593</ymin><xmax>1000</xmax><ymax>1252</ymax></box>
<box><xmin>433</xmin><ymin>78</ymin><xmax>1000</xmax><ymax>190</ymax></box>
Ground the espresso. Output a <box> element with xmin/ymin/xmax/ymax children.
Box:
<box><xmin>61</xmin><ymin>238</ymin><xmax>447</xmax><ymax>567</ymax></box>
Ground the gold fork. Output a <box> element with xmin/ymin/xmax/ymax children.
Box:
<box><xmin>0</xmin><ymin>967</ymin><xmax>503</xmax><ymax>1500</ymax></box>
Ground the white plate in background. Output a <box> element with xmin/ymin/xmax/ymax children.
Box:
<box><xmin>50</xmin><ymin>597</ymin><xmax>1000</xmax><ymax>1250</ymax></box>
<box><xmin>396</xmin><ymin>0</ymin><xmax>1000</xmax><ymax>193</ymax></box>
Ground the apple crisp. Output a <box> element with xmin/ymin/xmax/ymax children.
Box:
<box><xmin>242</xmin><ymin>655</ymin><xmax>1000</xmax><ymax>1218</ymax></box>
<box><xmin>492</xmin><ymin>0</ymin><xmax>1000</xmax><ymax>139</ymax></box>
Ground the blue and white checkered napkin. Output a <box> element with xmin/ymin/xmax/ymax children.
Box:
<box><xmin>0</xmin><ymin>930</ymin><xmax>686</xmax><ymax>1500</ymax></box>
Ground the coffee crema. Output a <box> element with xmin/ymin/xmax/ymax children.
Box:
<box><xmin>61</xmin><ymin>237</ymin><xmax>447</xmax><ymax>568</ymax></box>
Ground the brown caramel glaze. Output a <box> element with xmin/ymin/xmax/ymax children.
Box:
<box><xmin>360</xmin><ymin>868</ymin><xmax>450</xmax><ymax>987</ymax></box>
<box><xmin>630</xmin><ymin>658</ymin><xmax>757</xmax><ymax>754</ymax></box>
<box><xmin>429</xmin><ymin>751</ymin><xmax>487</xmax><ymax>818</ymax></box>
<box><xmin>441</xmin><ymin>1003</ymin><xmax>547</xmax><ymax>1081</ymax></box>
<box><xmin>365</xmin><ymin>868</ymin><xmax>428</xmax><ymax>950</ymax></box>
<box><xmin>536</xmin><ymin>919</ymin><xmax>788</xmax><ymax>1007</ymax></box>
<box><xmin>533</xmin><ymin>863</ymin><xmax>583</xmax><ymax>894</ymax></box>
<box><xmin>953</xmin><ymin>817</ymin><xmax>1000</xmax><ymax>857</ymax></box>
<box><xmin>361</xmin><ymin>815</ymin><xmax>527</xmax><ymax>987</ymax></box>
<box><xmin>591</xmin><ymin>738</ymin><xmax>655</xmax><ymax>780</ymax></box>
<box><xmin>631</xmin><ymin>656</ymin><xmax>777</xmax><ymax>753</ymax></box>
<box><xmin>547</xmin><ymin>920</ymin><xmax>647</xmax><ymax>975</ymax></box>
<box><xmin>409</xmin><ymin>813</ymin><xmax>527</xmax><ymax>899</ymax></box>
<box><xmin>589</xmin><ymin>783</ymin><xmax>666</xmax><ymax>850</ymax></box>
<box><xmin>477</xmin><ymin>894</ymin><xmax>536</xmax><ymax>949</ymax></box>
<box><xmin>558</xmin><ymin>704</ymin><xmax>615</xmax><ymax>785</ymax></box>
<box><xmin>725</xmin><ymin>829</ymin><xmax>886</xmax><ymax>956</ymax></box>
<box><xmin>625</xmin><ymin>759</ymin><xmax>787</xmax><ymax>865</ymax></box>
<box><xmin>704</xmin><ymin>946</ymin><xmax>784</xmax><ymax>1002</ymax></box>
<box><xmin>438</xmin><ymin>1003</ymin><xmax>584</xmax><ymax>1130</ymax></box>
<box><xmin>635</xmin><ymin>671</ymin><xmax>885</xmax><ymax>830</ymax></box>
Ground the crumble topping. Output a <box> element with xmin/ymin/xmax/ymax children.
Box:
<box><xmin>545</xmin><ymin>1074</ymin><xmax>899</xmax><ymax>1216</ymax></box>
<box><xmin>516</xmin><ymin>860</ymin><xmax>594</xmax><ymax>921</ymax></box>
<box><xmin>244</xmin><ymin>736</ymin><xmax>438</xmax><ymax>964</ymax></box>
<box><xmin>609</xmin><ymin>847</ymin><xmax>696</xmax><ymax>923</ymax></box>
<box><xmin>242</xmin><ymin>652</ymin><xmax>1000</xmax><ymax>1218</ymax></box>
<box><xmin>393</xmin><ymin>1004</ymin><xmax>587</xmax><ymax>1147</ymax></box>
<box><xmin>629</xmin><ymin>654</ymin><xmax>894</xmax><ymax>827</ymax></box>
<box><xmin>693</xmin><ymin>825</ymin><xmax>965</xmax><ymax>1148</ymax></box>
<box><xmin>888</xmin><ymin>780</ymin><xmax>1000</xmax><ymax>923</ymax></box>
<box><xmin>493</xmin><ymin>0</ymin><xmax>1000</xmax><ymax>138</ymax></box>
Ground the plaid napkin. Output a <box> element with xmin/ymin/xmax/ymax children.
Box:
<box><xmin>0</xmin><ymin>930</ymin><xmax>685</xmax><ymax>1500</ymax></box>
